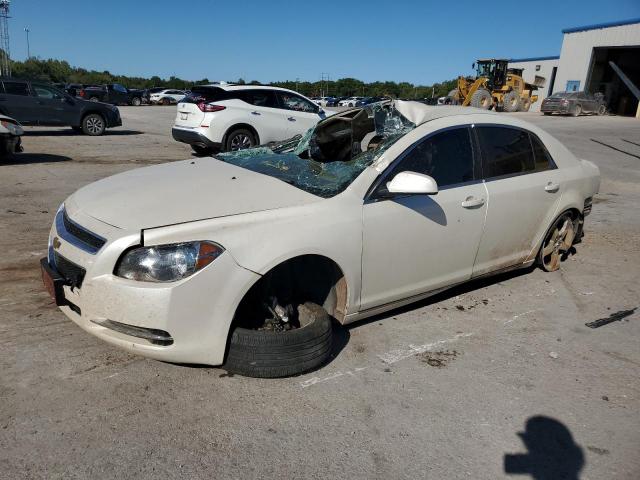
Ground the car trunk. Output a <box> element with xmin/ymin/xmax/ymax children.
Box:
<box><xmin>174</xmin><ymin>86</ymin><xmax>228</xmax><ymax>128</ymax></box>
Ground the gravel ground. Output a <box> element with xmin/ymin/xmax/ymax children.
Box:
<box><xmin>1</xmin><ymin>106</ymin><xmax>639</xmax><ymax>479</ymax></box>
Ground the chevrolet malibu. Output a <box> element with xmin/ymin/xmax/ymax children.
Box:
<box><xmin>41</xmin><ymin>102</ymin><xmax>600</xmax><ymax>377</ymax></box>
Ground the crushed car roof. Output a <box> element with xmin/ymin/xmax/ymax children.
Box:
<box><xmin>393</xmin><ymin>101</ymin><xmax>497</xmax><ymax>126</ymax></box>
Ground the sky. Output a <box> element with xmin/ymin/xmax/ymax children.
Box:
<box><xmin>8</xmin><ymin>0</ymin><xmax>640</xmax><ymax>85</ymax></box>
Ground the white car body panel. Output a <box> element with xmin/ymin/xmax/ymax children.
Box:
<box><xmin>46</xmin><ymin>103</ymin><xmax>600</xmax><ymax>365</ymax></box>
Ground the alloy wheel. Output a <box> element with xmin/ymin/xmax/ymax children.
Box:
<box><xmin>541</xmin><ymin>217</ymin><xmax>575</xmax><ymax>271</ymax></box>
<box><xmin>230</xmin><ymin>134</ymin><xmax>252</xmax><ymax>151</ymax></box>
<box><xmin>86</xmin><ymin>117</ymin><xmax>104</xmax><ymax>134</ymax></box>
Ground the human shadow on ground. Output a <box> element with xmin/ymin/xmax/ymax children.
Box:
<box><xmin>504</xmin><ymin>415</ymin><xmax>585</xmax><ymax>480</ymax></box>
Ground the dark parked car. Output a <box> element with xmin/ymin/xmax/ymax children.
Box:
<box><xmin>0</xmin><ymin>79</ymin><xmax>122</xmax><ymax>135</ymax></box>
<box><xmin>78</xmin><ymin>83</ymin><xmax>144</xmax><ymax>106</ymax></box>
<box><xmin>541</xmin><ymin>91</ymin><xmax>607</xmax><ymax>117</ymax></box>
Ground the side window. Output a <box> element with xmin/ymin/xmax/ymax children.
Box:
<box><xmin>236</xmin><ymin>89</ymin><xmax>278</xmax><ymax>108</ymax></box>
<box><xmin>113</xmin><ymin>84</ymin><xmax>128</xmax><ymax>93</ymax></box>
<box><xmin>530</xmin><ymin>134</ymin><xmax>556</xmax><ymax>173</ymax></box>
<box><xmin>277</xmin><ymin>92</ymin><xmax>318</xmax><ymax>113</ymax></box>
<box><xmin>388</xmin><ymin>127</ymin><xmax>475</xmax><ymax>188</ymax></box>
<box><xmin>477</xmin><ymin>126</ymin><xmax>535</xmax><ymax>179</ymax></box>
<box><xmin>33</xmin><ymin>85</ymin><xmax>63</xmax><ymax>99</ymax></box>
<box><xmin>3</xmin><ymin>81</ymin><xmax>30</xmax><ymax>96</ymax></box>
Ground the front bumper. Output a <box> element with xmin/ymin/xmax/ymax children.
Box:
<box><xmin>172</xmin><ymin>127</ymin><xmax>221</xmax><ymax>151</ymax></box>
<box><xmin>44</xmin><ymin>206</ymin><xmax>259</xmax><ymax>365</ymax></box>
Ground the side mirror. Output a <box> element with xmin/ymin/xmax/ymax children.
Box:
<box><xmin>386</xmin><ymin>171</ymin><xmax>438</xmax><ymax>195</ymax></box>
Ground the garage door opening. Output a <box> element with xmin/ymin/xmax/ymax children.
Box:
<box><xmin>587</xmin><ymin>46</ymin><xmax>640</xmax><ymax>117</ymax></box>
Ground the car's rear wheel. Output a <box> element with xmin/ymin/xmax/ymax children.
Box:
<box><xmin>543</xmin><ymin>112</ymin><xmax>552</xmax><ymax>116</ymax></box>
<box><xmin>162</xmin><ymin>97</ymin><xmax>171</xmax><ymax>106</ymax></box>
<box><xmin>191</xmin><ymin>145</ymin><xmax>212</xmax><ymax>156</ymax></box>
<box><xmin>131</xmin><ymin>97</ymin><xmax>141</xmax><ymax>106</ymax></box>
<box><xmin>223</xmin><ymin>302</ymin><xmax>333</xmax><ymax>378</ymax></box>
<box><xmin>82</xmin><ymin>113</ymin><xmax>106</xmax><ymax>136</ymax></box>
<box><xmin>538</xmin><ymin>212</ymin><xmax>577</xmax><ymax>272</ymax></box>
<box><xmin>225</xmin><ymin>128</ymin><xmax>256</xmax><ymax>151</ymax></box>
<box><xmin>597</xmin><ymin>104</ymin><xmax>606</xmax><ymax>116</ymax></box>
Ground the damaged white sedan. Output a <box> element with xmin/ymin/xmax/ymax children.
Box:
<box><xmin>41</xmin><ymin>101</ymin><xmax>600</xmax><ymax>377</ymax></box>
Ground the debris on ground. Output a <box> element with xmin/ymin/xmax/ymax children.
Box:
<box><xmin>549</xmin><ymin>352</ymin><xmax>559</xmax><ymax>359</ymax></box>
<box><xmin>585</xmin><ymin>308</ymin><xmax>637</xmax><ymax>329</ymax></box>
<box><xmin>418</xmin><ymin>350</ymin><xmax>458</xmax><ymax>368</ymax></box>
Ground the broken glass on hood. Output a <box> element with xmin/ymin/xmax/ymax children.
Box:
<box><xmin>216</xmin><ymin>101</ymin><xmax>415</xmax><ymax>198</ymax></box>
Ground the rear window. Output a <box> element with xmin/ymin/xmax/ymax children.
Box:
<box><xmin>182</xmin><ymin>86</ymin><xmax>229</xmax><ymax>104</ymax></box>
<box><xmin>530</xmin><ymin>134</ymin><xmax>556</xmax><ymax>172</ymax></box>
<box><xmin>3</xmin><ymin>81</ymin><xmax>30</xmax><ymax>96</ymax></box>
<box><xmin>477</xmin><ymin>126</ymin><xmax>535</xmax><ymax>179</ymax></box>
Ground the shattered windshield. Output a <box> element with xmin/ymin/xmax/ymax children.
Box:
<box><xmin>216</xmin><ymin>103</ymin><xmax>414</xmax><ymax>198</ymax></box>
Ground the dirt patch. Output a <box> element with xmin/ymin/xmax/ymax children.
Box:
<box><xmin>418</xmin><ymin>350</ymin><xmax>458</xmax><ymax>368</ymax></box>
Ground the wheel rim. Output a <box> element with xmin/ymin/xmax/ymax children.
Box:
<box><xmin>230</xmin><ymin>133</ymin><xmax>252</xmax><ymax>151</ymax></box>
<box><xmin>86</xmin><ymin>117</ymin><xmax>103</xmax><ymax>134</ymax></box>
<box><xmin>542</xmin><ymin>217</ymin><xmax>575</xmax><ymax>271</ymax></box>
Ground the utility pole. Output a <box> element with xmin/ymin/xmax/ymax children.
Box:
<box><xmin>320</xmin><ymin>73</ymin><xmax>329</xmax><ymax>97</ymax></box>
<box><xmin>0</xmin><ymin>0</ymin><xmax>11</xmax><ymax>77</ymax></box>
<box><xmin>24</xmin><ymin>26</ymin><xmax>29</xmax><ymax>58</ymax></box>
<box><xmin>295</xmin><ymin>77</ymin><xmax>299</xmax><ymax>92</ymax></box>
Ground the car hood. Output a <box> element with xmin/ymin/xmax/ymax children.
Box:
<box><xmin>67</xmin><ymin>158</ymin><xmax>320</xmax><ymax>230</ymax></box>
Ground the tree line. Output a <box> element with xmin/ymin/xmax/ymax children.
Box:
<box><xmin>10</xmin><ymin>57</ymin><xmax>458</xmax><ymax>99</ymax></box>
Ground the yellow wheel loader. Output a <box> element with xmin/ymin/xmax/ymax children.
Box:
<box><xmin>448</xmin><ymin>59</ymin><xmax>544</xmax><ymax>112</ymax></box>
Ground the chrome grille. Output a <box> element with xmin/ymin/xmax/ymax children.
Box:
<box><xmin>56</xmin><ymin>208</ymin><xmax>106</xmax><ymax>254</ymax></box>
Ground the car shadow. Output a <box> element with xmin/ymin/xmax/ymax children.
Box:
<box><xmin>2</xmin><ymin>153</ymin><xmax>72</xmax><ymax>165</ymax></box>
<box><xmin>504</xmin><ymin>415</ymin><xmax>585</xmax><ymax>479</ymax></box>
<box><xmin>348</xmin><ymin>265</ymin><xmax>536</xmax><ymax>330</ymax></box>
<box><xmin>23</xmin><ymin>129</ymin><xmax>144</xmax><ymax>137</ymax></box>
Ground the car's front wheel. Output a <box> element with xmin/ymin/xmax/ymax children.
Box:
<box><xmin>131</xmin><ymin>97</ymin><xmax>141</xmax><ymax>106</ymax></box>
<box><xmin>81</xmin><ymin>113</ymin><xmax>106</xmax><ymax>136</ymax></box>
<box><xmin>224</xmin><ymin>302</ymin><xmax>333</xmax><ymax>378</ymax></box>
<box><xmin>572</xmin><ymin>104</ymin><xmax>582</xmax><ymax>117</ymax></box>
<box><xmin>225</xmin><ymin>128</ymin><xmax>256</xmax><ymax>151</ymax></box>
<box><xmin>538</xmin><ymin>212</ymin><xmax>577</xmax><ymax>272</ymax></box>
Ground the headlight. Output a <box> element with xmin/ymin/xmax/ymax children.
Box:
<box><xmin>115</xmin><ymin>241</ymin><xmax>224</xmax><ymax>282</ymax></box>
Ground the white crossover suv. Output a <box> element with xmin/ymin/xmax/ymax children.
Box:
<box><xmin>42</xmin><ymin>102</ymin><xmax>599</xmax><ymax>378</ymax></box>
<box><xmin>172</xmin><ymin>84</ymin><xmax>328</xmax><ymax>155</ymax></box>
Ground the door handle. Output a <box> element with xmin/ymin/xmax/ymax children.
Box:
<box><xmin>287</xmin><ymin>116</ymin><xmax>296</xmax><ymax>121</ymax></box>
<box><xmin>251</xmin><ymin>111</ymin><xmax>261</xmax><ymax>115</ymax></box>
<box><xmin>461</xmin><ymin>196</ymin><xmax>485</xmax><ymax>208</ymax></box>
<box><xmin>544</xmin><ymin>182</ymin><xmax>560</xmax><ymax>193</ymax></box>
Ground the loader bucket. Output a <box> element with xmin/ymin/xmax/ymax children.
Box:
<box><xmin>533</xmin><ymin>75</ymin><xmax>546</xmax><ymax>88</ymax></box>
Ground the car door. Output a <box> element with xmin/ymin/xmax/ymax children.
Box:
<box><xmin>275</xmin><ymin>92</ymin><xmax>324</xmax><ymax>136</ymax></box>
<box><xmin>31</xmin><ymin>84</ymin><xmax>79</xmax><ymax>126</ymax></box>
<box><xmin>235</xmin><ymin>89</ymin><xmax>291</xmax><ymax>143</ymax></box>
<box><xmin>471</xmin><ymin>125</ymin><xmax>564</xmax><ymax>277</ymax></box>
<box><xmin>0</xmin><ymin>81</ymin><xmax>40</xmax><ymax>124</ymax></box>
<box><xmin>110</xmin><ymin>84</ymin><xmax>129</xmax><ymax>104</ymax></box>
<box><xmin>360</xmin><ymin>126</ymin><xmax>487</xmax><ymax>310</ymax></box>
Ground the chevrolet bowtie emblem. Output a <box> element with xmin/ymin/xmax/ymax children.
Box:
<box><xmin>52</xmin><ymin>237</ymin><xmax>61</xmax><ymax>249</ymax></box>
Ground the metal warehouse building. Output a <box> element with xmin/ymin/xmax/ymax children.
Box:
<box><xmin>509</xmin><ymin>18</ymin><xmax>640</xmax><ymax>116</ymax></box>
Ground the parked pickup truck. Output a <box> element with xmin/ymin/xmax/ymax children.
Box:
<box><xmin>77</xmin><ymin>84</ymin><xmax>144</xmax><ymax>106</ymax></box>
